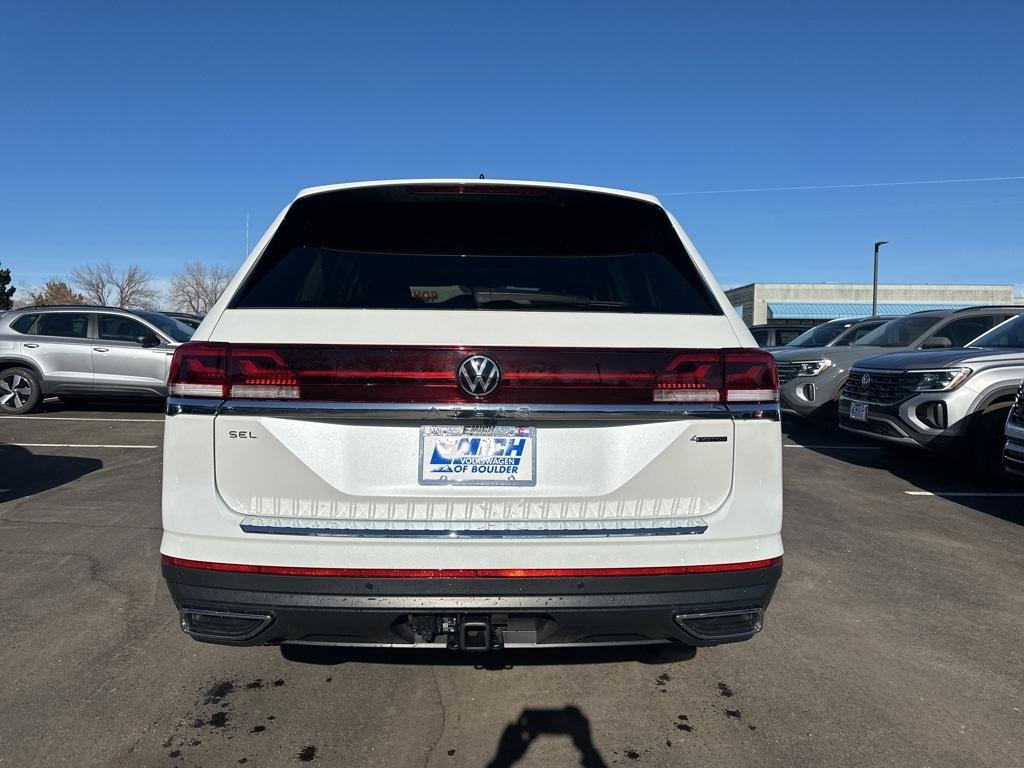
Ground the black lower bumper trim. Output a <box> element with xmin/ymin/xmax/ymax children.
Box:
<box><xmin>163</xmin><ymin>561</ymin><xmax>781</xmax><ymax>648</ymax></box>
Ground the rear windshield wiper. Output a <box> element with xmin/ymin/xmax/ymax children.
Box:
<box><xmin>473</xmin><ymin>288</ymin><xmax>626</xmax><ymax>308</ymax></box>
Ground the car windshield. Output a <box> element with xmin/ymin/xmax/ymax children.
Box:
<box><xmin>134</xmin><ymin>311</ymin><xmax>194</xmax><ymax>342</ymax></box>
<box><xmin>786</xmin><ymin>321</ymin><xmax>850</xmax><ymax>348</ymax></box>
<box><xmin>853</xmin><ymin>316</ymin><xmax>937</xmax><ymax>347</ymax></box>
<box><xmin>968</xmin><ymin>314</ymin><xmax>1024</xmax><ymax>348</ymax></box>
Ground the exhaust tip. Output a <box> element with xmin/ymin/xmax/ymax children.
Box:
<box><xmin>674</xmin><ymin>608</ymin><xmax>763</xmax><ymax>642</ymax></box>
<box><xmin>180</xmin><ymin>608</ymin><xmax>273</xmax><ymax>642</ymax></box>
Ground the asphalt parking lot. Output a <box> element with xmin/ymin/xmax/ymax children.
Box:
<box><xmin>1</xmin><ymin>402</ymin><xmax>1021</xmax><ymax>768</ymax></box>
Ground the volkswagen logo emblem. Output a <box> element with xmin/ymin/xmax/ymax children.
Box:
<box><xmin>861</xmin><ymin>373</ymin><xmax>872</xmax><ymax>387</ymax></box>
<box><xmin>457</xmin><ymin>355</ymin><xmax>501</xmax><ymax>397</ymax></box>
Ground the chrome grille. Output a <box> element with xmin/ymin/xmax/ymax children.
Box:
<box><xmin>776</xmin><ymin>362</ymin><xmax>801</xmax><ymax>385</ymax></box>
<box><xmin>842</xmin><ymin>370</ymin><xmax>917</xmax><ymax>405</ymax></box>
<box><xmin>1013</xmin><ymin>383</ymin><xmax>1024</xmax><ymax>426</ymax></box>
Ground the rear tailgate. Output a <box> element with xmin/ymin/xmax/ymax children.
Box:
<box><xmin>187</xmin><ymin>182</ymin><xmax>766</xmax><ymax>536</ymax></box>
<box><xmin>207</xmin><ymin>327</ymin><xmax>751</xmax><ymax>534</ymax></box>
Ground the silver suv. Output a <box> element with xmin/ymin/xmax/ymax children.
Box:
<box><xmin>772</xmin><ymin>306</ymin><xmax>1021</xmax><ymax>421</ymax></box>
<box><xmin>838</xmin><ymin>314</ymin><xmax>1024</xmax><ymax>477</ymax></box>
<box><xmin>0</xmin><ymin>305</ymin><xmax>193</xmax><ymax>414</ymax></box>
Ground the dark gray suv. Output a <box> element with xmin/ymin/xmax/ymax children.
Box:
<box><xmin>0</xmin><ymin>305</ymin><xmax>193</xmax><ymax>414</ymax></box>
<box><xmin>772</xmin><ymin>306</ymin><xmax>1022</xmax><ymax>421</ymax></box>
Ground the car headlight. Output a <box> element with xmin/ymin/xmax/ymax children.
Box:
<box><xmin>911</xmin><ymin>367</ymin><xmax>972</xmax><ymax>392</ymax></box>
<box><xmin>795</xmin><ymin>359</ymin><xmax>832</xmax><ymax>377</ymax></box>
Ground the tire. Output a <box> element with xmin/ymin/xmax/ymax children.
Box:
<box><xmin>969</xmin><ymin>409</ymin><xmax>1011</xmax><ymax>483</ymax></box>
<box><xmin>0</xmin><ymin>366</ymin><xmax>42</xmax><ymax>414</ymax></box>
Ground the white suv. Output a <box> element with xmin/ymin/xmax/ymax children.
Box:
<box><xmin>161</xmin><ymin>180</ymin><xmax>783</xmax><ymax>651</ymax></box>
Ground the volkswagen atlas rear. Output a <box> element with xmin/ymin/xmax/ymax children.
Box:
<box><xmin>161</xmin><ymin>180</ymin><xmax>783</xmax><ymax>651</ymax></box>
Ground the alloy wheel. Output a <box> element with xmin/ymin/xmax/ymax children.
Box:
<box><xmin>0</xmin><ymin>372</ymin><xmax>32</xmax><ymax>410</ymax></box>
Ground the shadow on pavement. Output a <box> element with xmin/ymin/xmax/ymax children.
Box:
<box><xmin>486</xmin><ymin>706</ymin><xmax>608</xmax><ymax>768</ymax></box>
<box><xmin>280</xmin><ymin>642</ymin><xmax>696</xmax><ymax>669</ymax></box>
<box><xmin>34</xmin><ymin>396</ymin><xmax>165</xmax><ymax>414</ymax></box>
<box><xmin>0</xmin><ymin>444</ymin><xmax>103</xmax><ymax>503</ymax></box>
<box><xmin>782</xmin><ymin>418</ymin><xmax>1023</xmax><ymax>525</ymax></box>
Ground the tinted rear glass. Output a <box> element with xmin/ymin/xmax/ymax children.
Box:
<box><xmin>854</xmin><ymin>316</ymin><xmax>938</xmax><ymax>347</ymax></box>
<box><xmin>231</xmin><ymin>185</ymin><xmax>720</xmax><ymax>315</ymax></box>
<box><xmin>10</xmin><ymin>314</ymin><xmax>38</xmax><ymax>334</ymax></box>
<box><xmin>970</xmin><ymin>314</ymin><xmax>1024</xmax><ymax>348</ymax></box>
<box><xmin>787</xmin><ymin>321</ymin><xmax>849</xmax><ymax>348</ymax></box>
<box><xmin>37</xmin><ymin>313</ymin><xmax>89</xmax><ymax>339</ymax></box>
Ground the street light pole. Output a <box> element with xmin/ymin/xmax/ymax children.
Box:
<box><xmin>872</xmin><ymin>240</ymin><xmax>889</xmax><ymax>317</ymax></box>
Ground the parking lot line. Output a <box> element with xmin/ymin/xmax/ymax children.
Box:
<box><xmin>6</xmin><ymin>443</ymin><xmax>159</xmax><ymax>449</ymax></box>
<box><xmin>904</xmin><ymin>490</ymin><xmax>1024</xmax><ymax>498</ymax></box>
<box><xmin>0</xmin><ymin>415</ymin><xmax>163</xmax><ymax>423</ymax></box>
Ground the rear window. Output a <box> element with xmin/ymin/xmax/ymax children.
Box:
<box><xmin>10</xmin><ymin>314</ymin><xmax>38</xmax><ymax>334</ymax></box>
<box><xmin>231</xmin><ymin>185</ymin><xmax>721</xmax><ymax>315</ymax></box>
<box><xmin>854</xmin><ymin>316</ymin><xmax>938</xmax><ymax>348</ymax></box>
<box><xmin>787</xmin><ymin>321</ymin><xmax>849</xmax><ymax>348</ymax></box>
<box><xmin>37</xmin><ymin>313</ymin><xmax>89</xmax><ymax>339</ymax></box>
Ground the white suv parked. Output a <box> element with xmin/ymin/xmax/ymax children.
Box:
<box><xmin>161</xmin><ymin>180</ymin><xmax>783</xmax><ymax>651</ymax></box>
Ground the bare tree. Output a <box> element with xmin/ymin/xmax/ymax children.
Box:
<box><xmin>168</xmin><ymin>262</ymin><xmax>232</xmax><ymax>314</ymax></box>
<box><xmin>70</xmin><ymin>261</ymin><xmax>159</xmax><ymax>309</ymax></box>
<box><xmin>24</xmin><ymin>279</ymin><xmax>86</xmax><ymax>306</ymax></box>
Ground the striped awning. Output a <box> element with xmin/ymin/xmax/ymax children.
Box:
<box><xmin>767</xmin><ymin>302</ymin><xmax>973</xmax><ymax>320</ymax></box>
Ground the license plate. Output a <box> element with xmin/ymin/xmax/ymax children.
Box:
<box><xmin>849</xmin><ymin>402</ymin><xmax>868</xmax><ymax>422</ymax></box>
<box><xmin>419</xmin><ymin>425</ymin><xmax>536</xmax><ymax>486</ymax></box>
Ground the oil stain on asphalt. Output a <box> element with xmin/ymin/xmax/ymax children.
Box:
<box><xmin>158</xmin><ymin>676</ymin><xmax>328</xmax><ymax>764</ymax></box>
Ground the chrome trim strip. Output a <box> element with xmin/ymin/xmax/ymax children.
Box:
<box><xmin>221</xmin><ymin>400</ymin><xmax>732</xmax><ymax>420</ymax></box>
<box><xmin>207</xmin><ymin>399</ymin><xmax>780</xmax><ymax>422</ymax></box>
<box><xmin>169</xmin><ymin>397</ymin><xmax>780</xmax><ymax>421</ymax></box>
<box><xmin>284</xmin><ymin>638</ymin><xmax>670</xmax><ymax>649</ymax></box>
<box><xmin>239</xmin><ymin>522</ymin><xmax>709</xmax><ymax>539</ymax></box>
<box><xmin>726</xmin><ymin>403</ymin><xmax>780</xmax><ymax>421</ymax></box>
<box><xmin>166</xmin><ymin>397</ymin><xmax>223</xmax><ymax>416</ymax></box>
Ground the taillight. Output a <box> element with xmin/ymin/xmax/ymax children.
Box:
<box><xmin>168</xmin><ymin>343</ymin><xmax>300</xmax><ymax>399</ymax></box>
<box><xmin>227</xmin><ymin>348</ymin><xmax>300</xmax><ymax>399</ymax></box>
<box><xmin>655</xmin><ymin>349</ymin><xmax>777</xmax><ymax>405</ymax></box>
<box><xmin>722</xmin><ymin>350</ymin><xmax>779</xmax><ymax>403</ymax></box>
<box><xmin>168</xmin><ymin>343</ymin><xmax>228</xmax><ymax>398</ymax></box>
<box><xmin>654</xmin><ymin>352</ymin><xmax>723</xmax><ymax>403</ymax></box>
<box><xmin>167</xmin><ymin>345</ymin><xmax>778</xmax><ymax>406</ymax></box>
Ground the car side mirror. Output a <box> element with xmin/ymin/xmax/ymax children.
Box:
<box><xmin>137</xmin><ymin>334</ymin><xmax>161</xmax><ymax>348</ymax></box>
<box><xmin>921</xmin><ymin>336</ymin><xmax>952</xmax><ymax>349</ymax></box>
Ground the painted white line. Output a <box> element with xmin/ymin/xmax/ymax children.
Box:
<box><xmin>4</xmin><ymin>443</ymin><xmax>159</xmax><ymax>449</ymax></box>
<box><xmin>0</xmin><ymin>415</ymin><xmax>162</xmax><ymax>423</ymax></box>
<box><xmin>784</xmin><ymin>444</ymin><xmax>880</xmax><ymax>450</ymax></box>
<box><xmin>904</xmin><ymin>491</ymin><xmax>1024</xmax><ymax>498</ymax></box>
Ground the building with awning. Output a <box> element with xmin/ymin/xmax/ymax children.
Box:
<box><xmin>726</xmin><ymin>283</ymin><xmax>1023</xmax><ymax>327</ymax></box>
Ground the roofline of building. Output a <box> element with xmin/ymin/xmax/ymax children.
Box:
<box><xmin>725</xmin><ymin>282</ymin><xmax>1015</xmax><ymax>290</ymax></box>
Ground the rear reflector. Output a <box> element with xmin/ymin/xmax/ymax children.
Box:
<box><xmin>167</xmin><ymin>344</ymin><xmax>778</xmax><ymax>406</ymax></box>
<box><xmin>162</xmin><ymin>554</ymin><xmax>782</xmax><ymax>578</ymax></box>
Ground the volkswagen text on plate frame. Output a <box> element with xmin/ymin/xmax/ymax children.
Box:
<box><xmin>160</xmin><ymin>179</ymin><xmax>783</xmax><ymax>651</ymax></box>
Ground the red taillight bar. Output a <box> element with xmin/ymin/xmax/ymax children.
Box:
<box><xmin>167</xmin><ymin>343</ymin><xmax>778</xmax><ymax>405</ymax></box>
<box><xmin>161</xmin><ymin>554</ymin><xmax>781</xmax><ymax>578</ymax></box>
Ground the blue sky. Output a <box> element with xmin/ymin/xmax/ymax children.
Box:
<box><xmin>2</xmin><ymin>2</ymin><xmax>1022</xmax><ymax>297</ymax></box>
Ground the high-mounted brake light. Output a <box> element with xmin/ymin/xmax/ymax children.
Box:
<box><xmin>167</xmin><ymin>344</ymin><xmax>778</xmax><ymax>406</ymax></box>
<box><xmin>407</xmin><ymin>184</ymin><xmax>549</xmax><ymax>196</ymax></box>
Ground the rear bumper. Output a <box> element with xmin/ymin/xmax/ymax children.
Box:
<box><xmin>162</xmin><ymin>559</ymin><xmax>782</xmax><ymax>649</ymax></box>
